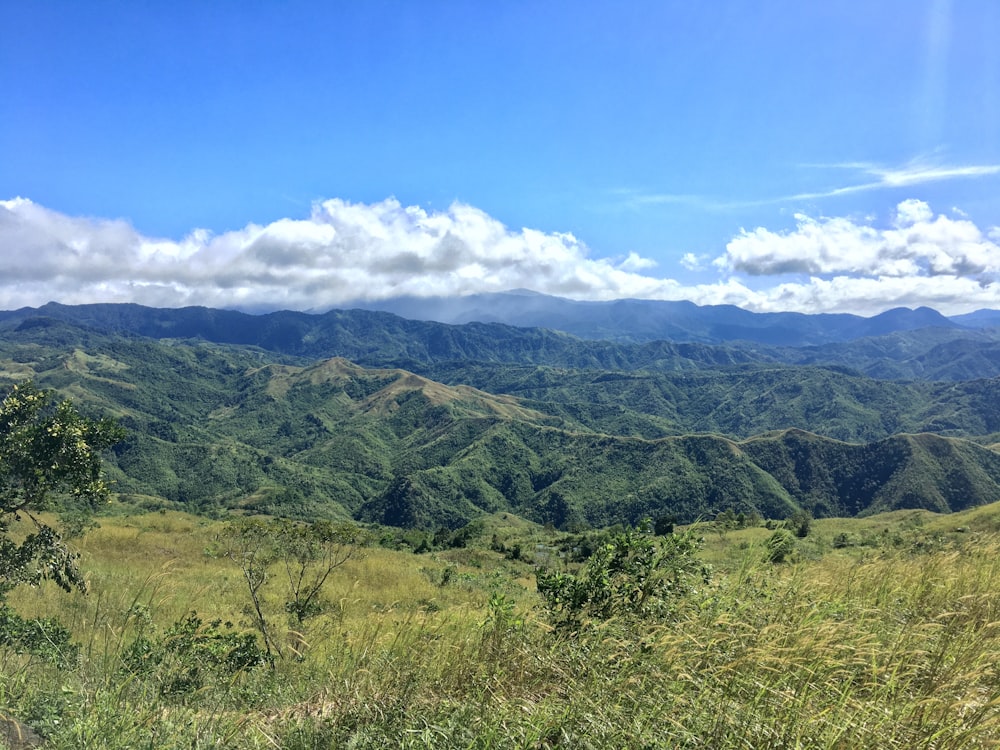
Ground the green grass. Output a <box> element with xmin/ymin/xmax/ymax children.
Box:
<box><xmin>3</xmin><ymin>507</ymin><xmax>1000</xmax><ymax>748</ymax></box>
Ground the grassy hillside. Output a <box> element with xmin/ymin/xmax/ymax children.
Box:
<box><xmin>3</xmin><ymin>506</ymin><xmax>1000</xmax><ymax>747</ymax></box>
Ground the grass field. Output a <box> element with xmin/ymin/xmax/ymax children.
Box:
<box><xmin>3</xmin><ymin>505</ymin><xmax>1000</xmax><ymax>748</ymax></box>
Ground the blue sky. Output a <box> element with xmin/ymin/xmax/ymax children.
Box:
<box><xmin>2</xmin><ymin>1</ymin><xmax>1000</xmax><ymax>315</ymax></box>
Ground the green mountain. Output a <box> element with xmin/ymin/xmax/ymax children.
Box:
<box><xmin>3</xmin><ymin>319</ymin><xmax>1000</xmax><ymax>529</ymax></box>
<box><xmin>9</xmin><ymin>301</ymin><xmax>1000</xmax><ymax>382</ymax></box>
<box><xmin>417</xmin><ymin>362</ymin><xmax>1000</xmax><ymax>442</ymax></box>
<box><xmin>1</xmin><ymin>297</ymin><xmax>966</xmax><ymax>350</ymax></box>
<box><xmin>352</xmin><ymin>290</ymin><xmax>964</xmax><ymax>345</ymax></box>
<box><xmin>741</xmin><ymin>429</ymin><xmax>1000</xmax><ymax>517</ymax></box>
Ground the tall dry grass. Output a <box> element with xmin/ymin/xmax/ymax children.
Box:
<box><xmin>2</xmin><ymin>513</ymin><xmax>999</xmax><ymax>748</ymax></box>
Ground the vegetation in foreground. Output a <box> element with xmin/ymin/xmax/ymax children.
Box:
<box><xmin>2</xmin><ymin>505</ymin><xmax>1000</xmax><ymax>749</ymax></box>
<box><xmin>2</xmin><ymin>382</ymin><xmax>999</xmax><ymax>748</ymax></box>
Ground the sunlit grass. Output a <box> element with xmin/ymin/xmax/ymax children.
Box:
<box><xmin>4</xmin><ymin>509</ymin><xmax>1000</xmax><ymax>748</ymax></box>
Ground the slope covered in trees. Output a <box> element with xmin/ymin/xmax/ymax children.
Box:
<box><xmin>3</xmin><ymin>309</ymin><xmax>1000</xmax><ymax>529</ymax></box>
<box><xmin>6</xmin><ymin>300</ymin><xmax>1000</xmax><ymax>380</ymax></box>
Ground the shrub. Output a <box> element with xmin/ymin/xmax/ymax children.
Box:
<box><xmin>765</xmin><ymin>528</ymin><xmax>796</xmax><ymax>563</ymax></box>
<box><xmin>785</xmin><ymin>510</ymin><xmax>812</xmax><ymax>538</ymax></box>
<box><xmin>0</xmin><ymin>604</ymin><xmax>77</xmax><ymax>666</ymax></box>
<box><xmin>536</xmin><ymin>520</ymin><xmax>709</xmax><ymax>630</ymax></box>
<box><xmin>121</xmin><ymin>612</ymin><xmax>268</xmax><ymax>699</ymax></box>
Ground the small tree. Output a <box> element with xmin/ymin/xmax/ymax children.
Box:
<box><xmin>785</xmin><ymin>509</ymin><xmax>812</xmax><ymax>538</ymax></box>
<box><xmin>0</xmin><ymin>382</ymin><xmax>123</xmax><ymax>598</ymax></box>
<box><xmin>653</xmin><ymin>514</ymin><xmax>676</xmax><ymax>536</ymax></box>
<box><xmin>219</xmin><ymin>517</ymin><xmax>368</xmax><ymax>661</ymax></box>
<box><xmin>275</xmin><ymin>519</ymin><xmax>367</xmax><ymax>626</ymax></box>
<box><xmin>218</xmin><ymin>518</ymin><xmax>281</xmax><ymax>662</ymax></box>
<box><xmin>536</xmin><ymin>520</ymin><xmax>710</xmax><ymax>631</ymax></box>
<box><xmin>0</xmin><ymin>382</ymin><xmax>123</xmax><ymax>662</ymax></box>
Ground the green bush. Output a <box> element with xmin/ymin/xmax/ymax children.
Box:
<box><xmin>785</xmin><ymin>510</ymin><xmax>813</xmax><ymax>538</ymax></box>
<box><xmin>0</xmin><ymin>603</ymin><xmax>77</xmax><ymax>666</ymax></box>
<box><xmin>536</xmin><ymin>520</ymin><xmax>709</xmax><ymax>630</ymax></box>
<box><xmin>766</xmin><ymin>528</ymin><xmax>797</xmax><ymax>563</ymax></box>
<box><xmin>121</xmin><ymin>611</ymin><xmax>267</xmax><ymax>699</ymax></box>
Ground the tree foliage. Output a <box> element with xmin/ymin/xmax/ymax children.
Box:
<box><xmin>536</xmin><ymin>520</ymin><xmax>710</xmax><ymax>631</ymax></box>
<box><xmin>0</xmin><ymin>381</ymin><xmax>123</xmax><ymax>599</ymax></box>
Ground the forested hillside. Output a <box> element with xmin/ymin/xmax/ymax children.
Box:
<box><xmin>6</xmin><ymin>300</ymin><xmax>1000</xmax><ymax>380</ymax></box>
<box><xmin>3</xmin><ymin>303</ymin><xmax>1000</xmax><ymax>528</ymax></box>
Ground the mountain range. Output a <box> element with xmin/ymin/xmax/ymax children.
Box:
<box><xmin>351</xmin><ymin>289</ymin><xmax>997</xmax><ymax>344</ymax></box>
<box><xmin>3</xmin><ymin>297</ymin><xmax>1000</xmax><ymax>529</ymax></box>
<box><xmin>5</xmin><ymin>297</ymin><xmax>1000</xmax><ymax>381</ymax></box>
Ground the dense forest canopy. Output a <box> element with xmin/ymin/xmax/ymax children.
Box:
<box><xmin>2</xmin><ymin>302</ymin><xmax>1000</xmax><ymax>529</ymax></box>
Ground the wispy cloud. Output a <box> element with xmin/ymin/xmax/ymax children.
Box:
<box><xmin>606</xmin><ymin>189</ymin><xmax>715</xmax><ymax>211</ymax></box>
<box><xmin>789</xmin><ymin>159</ymin><xmax>1000</xmax><ymax>200</ymax></box>
<box><xmin>613</xmin><ymin>157</ymin><xmax>1000</xmax><ymax>212</ymax></box>
<box><xmin>607</xmin><ymin>189</ymin><xmax>786</xmax><ymax>215</ymax></box>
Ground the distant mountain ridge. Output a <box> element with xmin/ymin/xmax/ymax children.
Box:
<box><xmin>349</xmin><ymin>290</ymin><xmax>981</xmax><ymax>345</ymax></box>
<box><xmin>3</xmin><ymin>295</ymin><xmax>990</xmax><ymax>350</ymax></box>
<box><xmin>4</xmin><ymin>299</ymin><xmax>1000</xmax><ymax>381</ymax></box>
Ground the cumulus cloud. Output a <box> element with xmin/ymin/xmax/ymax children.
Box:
<box><xmin>719</xmin><ymin>199</ymin><xmax>1000</xmax><ymax>279</ymax></box>
<box><xmin>2</xmin><ymin>196</ymin><xmax>1000</xmax><ymax>317</ymax></box>
<box><xmin>0</xmin><ymin>196</ymin><xmax>688</xmax><ymax>311</ymax></box>
<box><xmin>680</xmin><ymin>253</ymin><xmax>708</xmax><ymax>271</ymax></box>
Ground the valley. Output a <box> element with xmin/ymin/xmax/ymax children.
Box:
<box><xmin>4</xmin><ymin>300</ymin><xmax>1000</xmax><ymax>748</ymax></box>
<box><xmin>3</xmin><ymin>302</ymin><xmax>1000</xmax><ymax>529</ymax></box>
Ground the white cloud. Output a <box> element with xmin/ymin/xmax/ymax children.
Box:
<box><xmin>720</xmin><ymin>200</ymin><xmax>1000</xmax><ymax>279</ymax></box>
<box><xmin>680</xmin><ymin>253</ymin><xmax>707</xmax><ymax>271</ymax></box>
<box><xmin>618</xmin><ymin>252</ymin><xmax>658</xmax><ymax>272</ymax></box>
<box><xmin>2</xmin><ymin>196</ymin><xmax>999</xmax><ymax>317</ymax></box>
<box><xmin>744</xmin><ymin>275</ymin><xmax>1000</xmax><ymax>315</ymax></box>
<box><xmin>0</xmin><ymin>196</ymin><xmax>684</xmax><ymax>310</ymax></box>
<box><xmin>894</xmin><ymin>198</ymin><xmax>934</xmax><ymax>226</ymax></box>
